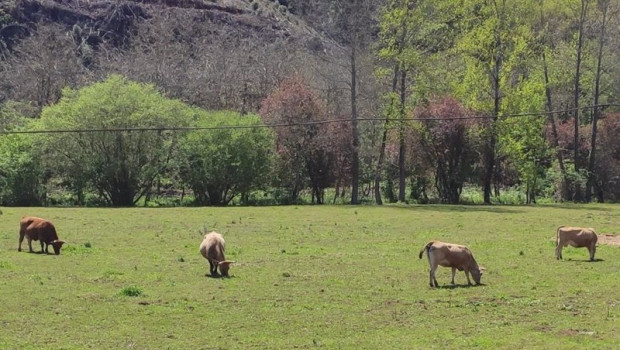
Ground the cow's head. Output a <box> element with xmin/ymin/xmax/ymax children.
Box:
<box><xmin>51</xmin><ymin>240</ymin><xmax>65</xmax><ymax>255</ymax></box>
<box><xmin>218</xmin><ymin>261</ymin><xmax>234</xmax><ymax>277</ymax></box>
<box><xmin>471</xmin><ymin>266</ymin><xmax>484</xmax><ymax>285</ymax></box>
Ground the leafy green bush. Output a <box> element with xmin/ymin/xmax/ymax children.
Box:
<box><xmin>0</xmin><ymin>134</ymin><xmax>45</xmax><ymax>206</ymax></box>
<box><xmin>35</xmin><ymin>75</ymin><xmax>195</xmax><ymax>206</ymax></box>
<box><xmin>179</xmin><ymin>111</ymin><xmax>274</xmax><ymax>206</ymax></box>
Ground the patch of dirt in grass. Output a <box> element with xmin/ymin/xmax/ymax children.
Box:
<box><xmin>558</xmin><ymin>329</ymin><xmax>596</xmax><ymax>337</ymax></box>
<box><xmin>534</xmin><ymin>325</ymin><xmax>552</xmax><ymax>333</ymax></box>
<box><xmin>598</xmin><ymin>234</ymin><xmax>620</xmax><ymax>246</ymax></box>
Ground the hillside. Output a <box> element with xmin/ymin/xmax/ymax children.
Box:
<box><xmin>0</xmin><ymin>0</ymin><xmax>323</xmax><ymax>50</ymax></box>
<box><xmin>0</xmin><ymin>0</ymin><xmax>334</xmax><ymax>112</ymax></box>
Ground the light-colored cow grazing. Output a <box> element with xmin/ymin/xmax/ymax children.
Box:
<box><xmin>418</xmin><ymin>240</ymin><xmax>482</xmax><ymax>287</ymax></box>
<box><xmin>18</xmin><ymin>216</ymin><xmax>65</xmax><ymax>255</ymax></box>
<box><xmin>199</xmin><ymin>231</ymin><xmax>234</xmax><ymax>277</ymax></box>
<box><xmin>555</xmin><ymin>226</ymin><xmax>598</xmax><ymax>261</ymax></box>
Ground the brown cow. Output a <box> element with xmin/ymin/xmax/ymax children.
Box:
<box><xmin>555</xmin><ymin>226</ymin><xmax>598</xmax><ymax>261</ymax></box>
<box><xmin>18</xmin><ymin>216</ymin><xmax>65</xmax><ymax>255</ymax></box>
<box><xmin>199</xmin><ymin>231</ymin><xmax>234</xmax><ymax>277</ymax></box>
<box><xmin>419</xmin><ymin>240</ymin><xmax>482</xmax><ymax>287</ymax></box>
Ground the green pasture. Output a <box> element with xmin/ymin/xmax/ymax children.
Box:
<box><xmin>0</xmin><ymin>205</ymin><xmax>619</xmax><ymax>349</ymax></box>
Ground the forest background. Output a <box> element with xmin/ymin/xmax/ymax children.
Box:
<box><xmin>0</xmin><ymin>0</ymin><xmax>619</xmax><ymax>207</ymax></box>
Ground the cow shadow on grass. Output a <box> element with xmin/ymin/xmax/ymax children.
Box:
<box><xmin>26</xmin><ymin>251</ymin><xmax>49</xmax><ymax>255</ymax></box>
<box><xmin>566</xmin><ymin>258</ymin><xmax>604</xmax><ymax>263</ymax></box>
<box><xmin>435</xmin><ymin>283</ymin><xmax>486</xmax><ymax>289</ymax></box>
<box><xmin>204</xmin><ymin>273</ymin><xmax>235</xmax><ymax>279</ymax></box>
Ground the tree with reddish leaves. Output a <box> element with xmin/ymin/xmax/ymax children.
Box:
<box><xmin>595</xmin><ymin>113</ymin><xmax>620</xmax><ymax>202</ymax></box>
<box><xmin>547</xmin><ymin>120</ymin><xmax>590</xmax><ymax>200</ymax></box>
<box><xmin>259</xmin><ymin>74</ymin><xmax>337</xmax><ymax>204</ymax></box>
<box><xmin>414</xmin><ymin>96</ymin><xmax>480</xmax><ymax>204</ymax></box>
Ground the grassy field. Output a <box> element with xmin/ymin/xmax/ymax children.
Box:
<box><xmin>0</xmin><ymin>204</ymin><xmax>619</xmax><ymax>349</ymax></box>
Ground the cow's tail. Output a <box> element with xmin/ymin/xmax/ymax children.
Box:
<box><xmin>556</xmin><ymin>226</ymin><xmax>565</xmax><ymax>246</ymax></box>
<box><xmin>418</xmin><ymin>241</ymin><xmax>434</xmax><ymax>259</ymax></box>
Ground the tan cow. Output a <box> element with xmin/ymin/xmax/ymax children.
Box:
<box><xmin>18</xmin><ymin>216</ymin><xmax>65</xmax><ymax>255</ymax></box>
<box><xmin>199</xmin><ymin>231</ymin><xmax>234</xmax><ymax>277</ymax></box>
<box><xmin>555</xmin><ymin>226</ymin><xmax>598</xmax><ymax>261</ymax></box>
<box><xmin>419</xmin><ymin>240</ymin><xmax>482</xmax><ymax>287</ymax></box>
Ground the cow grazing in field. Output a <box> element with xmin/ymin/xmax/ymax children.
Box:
<box><xmin>199</xmin><ymin>231</ymin><xmax>234</xmax><ymax>277</ymax></box>
<box><xmin>418</xmin><ymin>241</ymin><xmax>482</xmax><ymax>287</ymax></box>
<box><xmin>555</xmin><ymin>226</ymin><xmax>598</xmax><ymax>261</ymax></box>
<box><xmin>18</xmin><ymin>216</ymin><xmax>65</xmax><ymax>255</ymax></box>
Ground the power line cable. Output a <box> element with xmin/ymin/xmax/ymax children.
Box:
<box><xmin>1</xmin><ymin>103</ymin><xmax>618</xmax><ymax>135</ymax></box>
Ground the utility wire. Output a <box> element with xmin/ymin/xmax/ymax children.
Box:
<box><xmin>1</xmin><ymin>103</ymin><xmax>618</xmax><ymax>135</ymax></box>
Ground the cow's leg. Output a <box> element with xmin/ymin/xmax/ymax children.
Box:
<box><xmin>464</xmin><ymin>270</ymin><xmax>472</xmax><ymax>285</ymax></box>
<box><xmin>429</xmin><ymin>265</ymin><xmax>438</xmax><ymax>287</ymax></box>
<box><xmin>40</xmin><ymin>240</ymin><xmax>45</xmax><ymax>254</ymax></box>
<box><xmin>588</xmin><ymin>243</ymin><xmax>596</xmax><ymax>261</ymax></box>
<box><xmin>208</xmin><ymin>260</ymin><xmax>218</xmax><ymax>276</ymax></box>
<box><xmin>18</xmin><ymin>232</ymin><xmax>25</xmax><ymax>252</ymax></box>
<box><xmin>428</xmin><ymin>269</ymin><xmax>434</xmax><ymax>287</ymax></box>
<box><xmin>450</xmin><ymin>267</ymin><xmax>456</xmax><ymax>284</ymax></box>
<box><xmin>555</xmin><ymin>243</ymin><xmax>563</xmax><ymax>260</ymax></box>
<box><xmin>27</xmin><ymin>237</ymin><xmax>34</xmax><ymax>253</ymax></box>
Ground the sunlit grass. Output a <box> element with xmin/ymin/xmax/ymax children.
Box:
<box><xmin>0</xmin><ymin>204</ymin><xmax>618</xmax><ymax>349</ymax></box>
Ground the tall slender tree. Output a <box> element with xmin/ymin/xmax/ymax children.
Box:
<box><xmin>537</xmin><ymin>0</ymin><xmax>570</xmax><ymax>200</ymax></box>
<box><xmin>572</xmin><ymin>0</ymin><xmax>589</xmax><ymax>201</ymax></box>
<box><xmin>456</xmin><ymin>0</ymin><xmax>538</xmax><ymax>203</ymax></box>
<box><xmin>586</xmin><ymin>0</ymin><xmax>613</xmax><ymax>202</ymax></box>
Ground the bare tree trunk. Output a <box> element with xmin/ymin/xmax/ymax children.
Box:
<box><xmin>586</xmin><ymin>0</ymin><xmax>608</xmax><ymax>202</ymax></box>
<box><xmin>483</xmin><ymin>1</ymin><xmax>505</xmax><ymax>204</ymax></box>
<box><xmin>398</xmin><ymin>69</ymin><xmax>407</xmax><ymax>202</ymax></box>
<box><xmin>543</xmin><ymin>52</ymin><xmax>570</xmax><ymax>200</ymax></box>
<box><xmin>483</xmin><ymin>54</ymin><xmax>501</xmax><ymax>204</ymax></box>
<box><xmin>350</xmin><ymin>45</ymin><xmax>360</xmax><ymax>205</ymax></box>
<box><xmin>374</xmin><ymin>64</ymin><xmax>400</xmax><ymax>205</ymax></box>
<box><xmin>573</xmin><ymin>0</ymin><xmax>588</xmax><ymax>202</ymax></box>
<box><xmin>538</xmin><ymin>2</ymin><xmax>570</xmax><ymax>200</ymax></box>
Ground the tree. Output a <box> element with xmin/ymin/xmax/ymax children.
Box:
<box><xmin>456</xmin><ymin>0</ymin><xmax>539</xmax><ymax>203</ymax></box>
<box><xmin>307</xmin><ymin>0</ymin><xmax>380</xmax><ymax>204</ymax></box>
<box><xmin>571</xmin><ymin>0</ymin><xmax>589</xmax><ymax>202</ymax></box>
<box><xmin>179</xmin><ymin>111</ymin><xmax>274</xmax><ymax>206</ymax></box>
<box><xmin>2</xmin><ymin>24</ymin><xmax>92</xmax><ymax>112</ymax></box>
<box><xmin>375</xmin><ymin>0</ymin><xmax>417</xmax><ymax>204</ymax></box>
<box><xmin>259</xmin><ymin>74</ymin><xmax>333</xmax><ymax>204</ymax></box>
<box><xmin>103</xmin><ymin>8</ymin><xmax>298</xmax><ymax>114</ymax></box>
<box><xmin>536</xmin><ymin>0</ymin><xmax>571</xmax><ymax>201</ymax></box>
<box><xmin>586</xmin><ymin>0</ymin><xmax>615</xmax><ymax>202</ymax></box>
<box><xmin>594</xmin><ymin>113</ymin><xmax>620</xmax><ymax>201</ymax></box>
<box><xmin>35</xmin><ymin>75</ymin><xmax>194</xmax><ymax>206</ymax></box>
<box><xmin>375</xmin><ymin>0</ymin><xmax>462</xmax><ymax>204</ymax></box>
<box><xmin>0</xmin><ymin>104</ymin><xmax>43</xmax><ymax>206</ymax></box>
<box><xmin>0</xmin><ymin>133</ymin><xmax>45</xmax><ymax>206</ymax></box>
<box><xmin>414</xmin><ymin>96</ymin><xmax>480</xmax><ymax>204</ymax></box>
